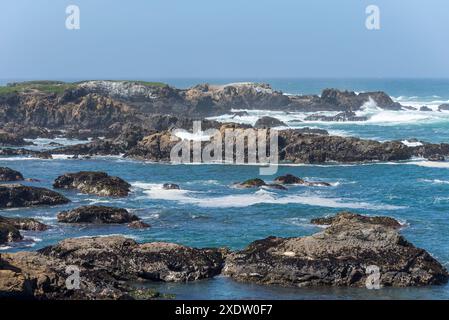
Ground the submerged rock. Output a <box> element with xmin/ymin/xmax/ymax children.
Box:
<box><xmin>223</xmin><ymin>212</ymin><xmax>448</xmax><ymax>288</ymax></box>
<box><xmin>53</xmin><ymin>171</ymin><xmax>131</xmax><ymax>196</ymax></box>
<box><xmin>0</xmin><ymin>167</ymin><xmax>24</xmax><ymax>181</ymax></box>
<box><xmin>57</xmin><ymin>205</ymin><xmax>140</xmax><ymax>224</ymax></box>
<box><xmin>0</xmin><ymin>184</ymin><xmax>70</xmax><ymax>209</ymax></box>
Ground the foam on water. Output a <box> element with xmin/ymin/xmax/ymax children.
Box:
<box><xmin>133</xmin><ymin>182</ymin><xmax>403</xmax><ymax>210</ymax></box>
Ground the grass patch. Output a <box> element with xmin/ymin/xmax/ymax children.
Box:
<box><xmin>0</xmin><ymin>81</ymin><xmax>77</xmax><ymax>95</ymax></box>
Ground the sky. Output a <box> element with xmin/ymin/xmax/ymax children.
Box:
<box><xmin>1</xmin><ymin>0</ymin><xmax>449</xmax><ymax>80</ymax></box>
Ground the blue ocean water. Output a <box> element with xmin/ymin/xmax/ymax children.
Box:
<box><xmin>1</xmin><ymin>79</ymin><xmax>449</xmax><ymax>299</ymax></box>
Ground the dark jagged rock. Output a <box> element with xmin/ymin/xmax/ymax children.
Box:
<box><xmin>427</xmin><ymin>154</ymin><xmax>445</xmax><ymax>162</ymax></box>
<box><xmin>0</xmin><ymin>184</ymin><xmax>70</xmax><ymax>209</ymax></box>
<box><xmin>254</xmin><ymin>116</ymin><xmax>287</xmax><ymax>128</ymax></box>
<box><xmin>53</xmin><ymin>171</ymin><xmax>131</xmax><ymax>197</ymax></box>
<box><xmin>291</xmin><ymin>127</ymin><xmax>328</xmax><ymax>135</ymax></box>
<box><xmin>438</xmin><ymin>104</ymin><xmax>449</xmax><ymax>112</ymax></box>
<box><xmin>279</xmin><ymin>130</ymin><xmax>413</xmax><ymax>163</ymax></box>
<box><xmin>232</xmin><ymin>111</ymin><xmax>249</xmax><ymax>118</ymax></box>
<box><xmin>124</xmin><ymin>130</ymin><xmax>179</xmax><ymax>161</ymax></box>
<box><xmin>310</xmin><ymin>211</ymin><xmax>402</xmax><ymax>229</ymax></box>
<box><xmin>223</xmin><ymin>212</ymin><xmax>448</xmax><ymax>288</ymax></box>
<box><xmin>0</xmin><ymin>167</ymin><xmax>24</xmax><ymax>181</ymax></box>
<box><xmin>57</xmin><ymin>205</ymin><xmax>140</xmax><ymax>224</ymax></box>
<box><xmin>236</xmin><ymin>178</ymin><xmax>266</xmax><ymax>188</ymax></box>
<box><xmin>410</xmin><ymin>142</ymin><xmax>449</xmax><ymax>159</ymax></box>
<box><xmin>0</xmin><ymin>132</ymin><xmax>30</xmax><ymax>146</ymax></box>
<box><xmin>420</xmin><ymin>106</ymin><xmax>433</xmax><ymax>112</ymax></box>
<box><xmin>274</xmin><ymin>174</ymin><xmax>331</xmax><ymax>186</ymax></box>
<box><xmin>0</xmin><ymin>216</ymin><xmax>48</xmax><ymax>244</ymax></box>
<box><xmin>0</xmin><ymin>216</ymin><xmax>49</xmax><ymax>232</ymax></box>
<box><xmin>128</xmin><ymin>220</ymin><xmax>151</xmax><ymax>229</ymax></box>
<box><xmin>274</xmin><ymin>174</ymin><xmax>305</xmax><ymax>184</ymax></box>
<box><xmin>0</xmin><ymin>236</ymin><xmax>227</xmax><ymax>299</ymax></box>
<box><xmin>0</xmin><ymin>223</ymin><xmax>23</xmax><ymax>244</ymax></box>
<box><xmin>162</xmin><ymin>183</ymin><xmax>180</xmax><ymax>190</ymax></box>
<box><xmin>0</xmin><ymin>148</ymin><xmax>52</xmax><ymax>159</ymax></box>
<box><xmin>52</xmin><ymin>139</ymin><xmax>126</xmax><ymax>156</ymax></box>
<box><xmin>304</xmin><ymin>111</ymin><xmax>368</xmax><ymax>122</ymax></box>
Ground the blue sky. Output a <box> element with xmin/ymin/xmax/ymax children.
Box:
<box><xmin>1</xmin><ymin>0</ymin><xmax>449</xmax><ymax>79</ymax></box>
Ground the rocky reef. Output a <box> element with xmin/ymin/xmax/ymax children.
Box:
<box><xmin>0</xmin><ymin>212</ymin><xmax>447</xmax><ymax>299</ymax></box>
<box><xmin>223</xmin><ymin>212</ymin><xmax>448</xmax><ymax>287</ymax></box>
<box><xmin>53</xmin><ymin>171</ymin><xmax>131</xmax><ymax>197</ymax></box>
<box><xmin>0</xmin><ymin>184</ymin><xmax>70</xmax><ymax>209</ymax></box>
<box><xmin>0</xmin><ymin>236</ymin><xmax>226</xmax><ymax>299</ymax></box>
<box><xmin>57</xmin><ymin>205</ymin><xmax>141</xmax><ymax>225</ymax></box>
<box><xmin>0</xmin><ymin>167</ymin><xmax>24</xmax><ymax>181</ymax></box>
<box><xmin>0</xmin><ymin>216</ymin><xmax>48</xmax><ymax>244</ymax></box>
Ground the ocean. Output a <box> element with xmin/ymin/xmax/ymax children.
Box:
<box><xmin>1</xmin><ymin>78</ymin><xmax>449</xmax><ymax>299</ymax></box>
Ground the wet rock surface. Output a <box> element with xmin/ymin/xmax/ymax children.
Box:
<box><xmin>53</xmin><ymin>171</ymin><xmax>131</xmax><ymax>197</ymax></box>
<box><xmin>0</xmin><ymin>216</ymin><xmax>48</xmax><ymax>244</ymax></box>
<box><xmin>0</xmin><ymin>167</ymin><xmax>24</xmax><ymax>181</ymax></box>
<box><xmin>254</xmin><ymin>116</ymin><xmax>287</xmax><ymax>128</ymax></box>
<box><xmin>0</xmin><ymin>184</ymin><xmax>70</xmax><ymax>209</ymax></box>
<box><xmin>223</xmin><ymin>212</ymin><xmax>448</xmax><ymax>288</ymax></box>
<box><xmin>0</xmin><ymin>236</ymin><xmax>226</xmax><ymax>299</ymax></box>
<box><xmin>57</xmin><ymin>205</ymin><xmax>140</xmax><ymax>224</ymax></box>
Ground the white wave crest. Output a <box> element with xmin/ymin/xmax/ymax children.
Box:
<box><xmin>133</xmin><ymin>182</ymin><xmax>403</xmax><ymax>210</ymax></box>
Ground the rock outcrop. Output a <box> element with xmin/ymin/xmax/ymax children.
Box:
<box><xmin>0</xmin><ymin>216</ymin><xmax>48</xmax><ymax>244</ymax></box>
<box><xmin>274</xmin><ymin>174</ymin><xmax>331</xmax><ymax>187</ymax></box>
<box><xmin>279</xmin><ymin>130</ymin><xmax>413</xmax><ymax>163</ymax></box>
<box><xmin>0</xmin><ymin>184</ymin><xmax>70</xmax><ymax>209</ymax></box>
<box><xmin>304</xmin><ymin>111</ymin><xmax>368</xmax><ymax>122</ymax></box>
<box><xmin>0</xmin><ymin>132</ymin><xmax>29</xmax><ymax>146</ymax></box>
<box><xmin>438</xmin><ymin>104</ymin><xmax>449</xmax><ymax>112</ymax></box>
<box><xmin>53</xmin><ymin>172</ymin><xmax>131</xmax><ymax>197</ymax></box>
<box><xmin>57</xmin><ymin>206</ymin><xmax>140</xmax><ymax>224</ymax></box>
<box><xmin>223</xmin><ymin>212</ymin><xmax>448</xmax><ymax>288</ymax></box>
<box><xmin>235</xmin><ymin>178</ymin><xmax>287</xmax><ymax>190</ymax></box>
<box><xmin>254</xmin><ymin>116</ymin><xmax>287</xmax><ymax>128</ymax></box>
<box><xmin>0</xmin><ymin>167</ymin><xmax>24</xmax><ymax>181</ymax></box>
<box><xmin>0</xmin><ymin>236</ymin><xmax>226</xmax><ymax>299</ymax></box>
<box><xmin>0</xmin><ymin>148</ymin><xmax>52</xmax><ymax>159</ymax></box>
<box><xmin>162</xmin><ymin>183</ymin><xmax>180</xmax><ymax>190</ymax></box>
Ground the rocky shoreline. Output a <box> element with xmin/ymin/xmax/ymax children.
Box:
<box><xmin>1</xmin><ymin>81</ymin><xmax>448</xmax><ymax>164</ymax></box>
<box><xmin>0</xmin><ymin>212</ymin><xmax>447</xmax><ymax>300</ymax></box>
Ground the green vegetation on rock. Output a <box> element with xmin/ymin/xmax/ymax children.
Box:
<box><xmin>0</xmin><ymin>81</ymin><xmax>76</xmax><ymax>95</ymax></box>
